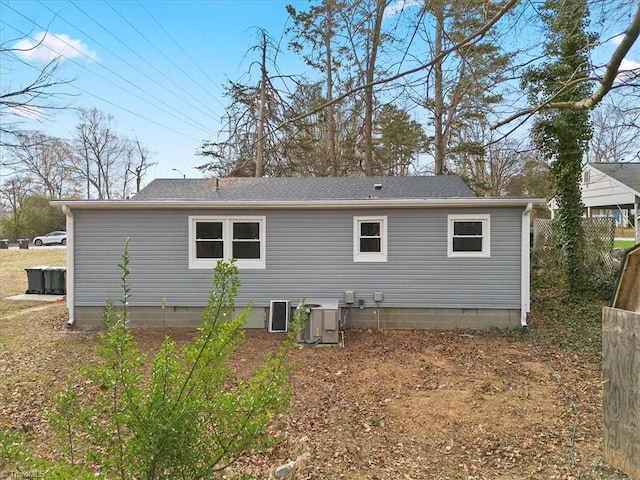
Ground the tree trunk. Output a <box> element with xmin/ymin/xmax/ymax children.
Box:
<box><xmin>255</xmin><ymin>32</ymin><xmax>267</xmax><ymax>177</ymax></box>
<box><xmin>433</xmin><ymin>9</ymin><xmax>445</xmax><ymax>175</ymax></box>
<box><xmin>363</xmin><ymin>0</ymin><xmax>387</xmax><ymax>176</ymax></box>
<box><xmin>325</xmin><ymin>0</ymin><xmax>338</xmax><ymax>176</ymax></box>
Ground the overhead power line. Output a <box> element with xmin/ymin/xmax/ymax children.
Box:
<box><xmin>134</xmin><ymin>0</ymin><xmax>228</xmax><ymax>109</ymax></box>
<box><xmin>36</xmin><ymin>0</ymin><xmax>221</xmax><ymax>123</ymax></box>
<box><xmin>0</xmin><ymin>10</ymin><xmax>215</xmax><ymax>136</ymax></box>
<box><xmin>1</xmin><ymin>21</ymin><xmax>207</xmax><ymax>142</ymax></box>
<box><xmin>8</xmin><ymin>50</ymin><xmax>205</xmax><ymax>142</ymax></box>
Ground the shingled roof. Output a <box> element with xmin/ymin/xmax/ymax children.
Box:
<box><xmin>131</xmin><ymin>176</ymin><xmax>476</xmax><ymax>202</ymax></box>
<box><xmin>589</xmin><ymin>162</ymin><xmax>640</xmax><ymax>194</ymax></box>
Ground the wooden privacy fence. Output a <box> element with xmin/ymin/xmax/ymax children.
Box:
<box><xmin>602</xmin><ymin>307</ymin><xmax>640</xmax><ymax>479</ymax></box>
<box><xmin>602</xmin><ymin>245</ymin><xmax>640</xmax><ymax>479</ymax></box>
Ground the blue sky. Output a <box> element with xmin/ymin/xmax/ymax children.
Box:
<box><xmin>1</xmin><ymin>0</ymin><xmax>309</xmax><ymax>183</ymax></box>
<box><xmin>2</xmin><ymin>0</ymin><xmax>639</xmax><ymax>188</ymax></box>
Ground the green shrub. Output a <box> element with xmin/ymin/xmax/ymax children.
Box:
<box><xmin>3</xmin><ymin>240</ymin><xmax>302</xmax><ymax>479</ymax></box>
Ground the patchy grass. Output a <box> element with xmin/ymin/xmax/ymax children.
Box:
<box><xmin>0</xmin><ymin>247</ymin><xmax>66</xmax><ymax>315</ymax></box>
<box><xmin>614</xmin><ymin>238</ymin><xmax>635</xmax><ymax>249</ymax></box>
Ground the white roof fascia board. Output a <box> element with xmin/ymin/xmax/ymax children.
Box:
<box><xmin>52</xmin><ymin>198</ymin><xmax>544</xmax><ymax>210</ymax></box>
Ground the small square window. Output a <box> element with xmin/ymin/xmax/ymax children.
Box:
<box><xmin>354</xmin><ymin>216</ymin><xmax>387</xmax><ymax>262</ymax></box>
<box><xmin>448</xmin><ymin>214</ymin><xmax>490</xmax><ymax>258</ymax></box>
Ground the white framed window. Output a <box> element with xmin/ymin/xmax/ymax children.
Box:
<box><xmin>447</xmin><ymin>214</ymin><xmax>490</xmax><ymax>258</ymax></box>
<box><xmin>189</xmin><ymin>216</ymin><xmax>266</xmax><ymax>269</ymax></box>
<box><xmin>353</xmin><ymin>216</ymin><xmax>387</xmax><ymax>262</ymax></box>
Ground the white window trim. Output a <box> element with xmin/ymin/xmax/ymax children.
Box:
<box><xmin>189</xmin><ymin>216</ymin><xmax>266</xmax><ymax>269</ymax></box>
<box><xmin>447</xmin><ymin>214</ymin><xmax>490</xmax><ymax>258</ymax></box>
<box><xmin>353</xmin><ymin>216</ymin><xmax>387</xmax><ymax>262</ymax></box>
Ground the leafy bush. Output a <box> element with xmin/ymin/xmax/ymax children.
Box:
<box><xmin>2</xmin><ymin>240</ymin><xmax>302</xmax><ymax>479</ymax></box>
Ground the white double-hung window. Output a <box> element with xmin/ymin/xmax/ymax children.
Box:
<box><xmin>189</xmin><ymin>216</ymin><xmax>266</xmax><ymax>269</ymax></box>
<box><xmin>353</xmin><ymin>216</ymin><xmax>387</xmax><ymax>262</ymax></box>
<box><xmin>447</xmin><ymin>214</ymin><xmax>490</xmax><ymax>258</ymax></box>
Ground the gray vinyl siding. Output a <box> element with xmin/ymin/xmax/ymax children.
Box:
<box><xmin>72</xmin><ymin>207</ymin><xmax>523</xmax><ymax>310</ymax></box>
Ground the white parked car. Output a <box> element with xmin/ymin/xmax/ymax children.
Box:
<box><xmin>33</xmin><ymin>231</ymin><xmax>67</xmax><ymax>246</ymax></box>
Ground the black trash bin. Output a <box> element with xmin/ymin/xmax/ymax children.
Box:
<box><xmin>0</xmin><ymin>239</ymin><xmax>8</xmax><ymax>249</ymax></box>
<box><xmin>18</xmin><ymin>239</ymin><xmax>29</xmax><ymax>249</ymax></box>
<box><xmin>25</xmin><ymin>266</ymin><xmax>48</xmax><ymax>294</ymax></box>
<box><xmin>44</xmin><ymin>267</ymin><xmax>66</xmax><ymax>295</ymax></box>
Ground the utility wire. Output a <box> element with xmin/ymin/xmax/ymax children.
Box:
<box><xmin>70</xmin><ymin>79</ymin><xmax>203</xmax><ymax>141</ymax></box>
<box><xmin>0</xmin><ymin>14</ymin><xmax>215</xmax><ymax>136</ymax></box>
<box><xmin>2</xmin><ymin>25</ymin><xmax>205</xmax><ymax>142</ymax></box>
<box><xmin>38</xmin><ymin>0</ymin><xmax>220</xmax><ymax>122</ymax></box>
<box><xmin>135</xmin><ymin>0</ymin><xmax>227</xmax><ymax>109</ymax></box>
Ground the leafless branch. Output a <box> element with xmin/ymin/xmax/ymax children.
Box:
<box><xmin>492</xmin><ymin>0</ymin><xmax>640</xmax><ymax>129</ymax></box>
<box><xmin>264</xmin><ymin>0</ymin><xmax>520</xmax><ymax>139</ymax></box>
<box><xmin>1</xmin><ymin>39</ymin><xmax>76</xmax><ymax>145</ymax></box>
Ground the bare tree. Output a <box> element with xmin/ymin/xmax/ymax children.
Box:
<box><xmin>494</xmin><ymin>0</ymin><xmax>640</xmax><ymax>129</ymax></box>
<box><xmin>504</xmin><ymin>154</ymin><xmax>551</xmax><ymax>199</ymax></box>
<box><xmin>287</xmin><ymin>1</ymin><xmax>344</xmax><ymax>175</ymax></box>
<box><xmin>0</xmin><ymin>37</ymin><xmax>73</xmax><ymax>146</ymax></box>
<box><xmin>408</xmin><ymin>0</ymin><xmax>511</xmax><ymax>175</ymax></box>
<box><xmin>124</xmin><ymin>137</ymin><xmax>156</xmax><ymax>195</ymax></box>
<box><xmin>278</xmin><ymin>0</ymin><xmax>639</xmax><ymax>153</ymax></box>
<box><xmin>588</xmin><ymin>103</ymin><xmax>640</xmax><ymax>163</ymax></box>
<box><xmin>5</xmin><ymin>131</ymin><xmax>75</xmax><ymax>198</ymax></box>
<box><xmin>0</xmin><ymin>175</ymin><xmax>33</xmax><ymax>238</ymax></box>
<box><xmin>450</xmin><ymin>124</ymin><xmax>528</xmax><ymax>196</ymax></box>
<box><xmin>275</xmin><ymin>0</ymin><xmax>519</xmax><ymax>155</ymax></box>
<box><xmin>341</xmin><ymin>0</ymin><xmax>394</xmax><ymax>175</ymax></box>
<box><xmin>484</xmin><ymin>139</ymin><xmax>534</xmax><ymax>196</ymax></box>
<box><xmin>73</xmin><ymin>108</ymin><xmax>127</xmax><ymax>199</ymax></box>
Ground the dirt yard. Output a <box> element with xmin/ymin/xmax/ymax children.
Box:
<box><xmin>0</xmin><ymin>302</ymin><xmax>629</xmax><ymax>479</ymax></box>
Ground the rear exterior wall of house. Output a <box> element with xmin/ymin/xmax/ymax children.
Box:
<box><xmin>70</xmin><ymin>207</ymin><xmax>524</xmax><ymax>329</ymax></box>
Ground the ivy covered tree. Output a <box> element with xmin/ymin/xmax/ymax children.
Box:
<box><xmin>522</xmin><ymin>0</ymin><xmax>595</xmax><ymax>292</ymax></box>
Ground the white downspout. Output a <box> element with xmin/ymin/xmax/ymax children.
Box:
<box><xmin>62</xmin><ymin>205</ymin><xmax>75</xmax><ymax>327</ymax></box>
<box><xmin>521</xmin><ymin>202</ymin><xmax>533</xmax><ymax>327</ymax></box>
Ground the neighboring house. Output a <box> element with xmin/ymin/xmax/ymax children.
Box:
<box><xmin>550</xmin><ymin>162</ymin><xmax>639</xmax><ymax>241</ymax></box>
<box><xmin>53</xmin><ymin>176</ymin><xmax>539</xmax><ymax>331</ymax></box>
<box><xmin>582</xmin><ymin>163</ymin><xmax>640</xmax><ymax>240</ymax></box>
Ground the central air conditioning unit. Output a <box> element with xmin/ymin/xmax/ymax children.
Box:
<box><xmin>297</xmin><ymin>298</ymin><xmax>340</xmax><ymax>346</ymax></box>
